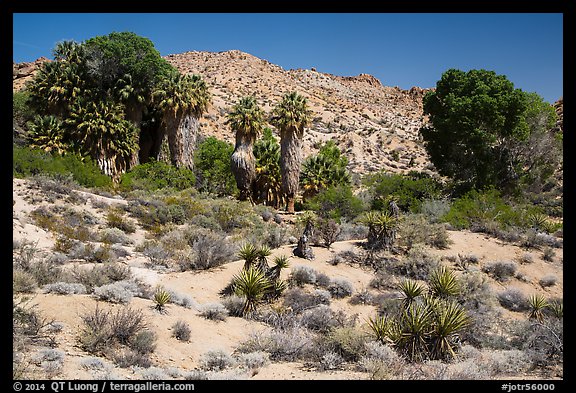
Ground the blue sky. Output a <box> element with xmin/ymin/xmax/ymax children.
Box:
<box><xmin>13</xmin><ymin>13</ymin><xmax>563</xmax><ymax>103</ymax></box>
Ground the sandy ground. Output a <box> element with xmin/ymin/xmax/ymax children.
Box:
<box><xmin>12</xmin><ymin>178</ymin><xmax>563</xmax><ymax>380</ymax></box>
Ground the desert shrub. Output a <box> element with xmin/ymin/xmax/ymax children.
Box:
<box><xmin>99</xmin><ymin>228</ymin><xmax>133</xmax><ymax>245</ymax></box>
<box><xmin>349</xmin><ymin>288</ymin><xmax>375</xmax><ymax>305</ymax></box>
<box><xmin>42</xmin><ymin>282</ymin><xmax>87</xmax><ymax>295</ymax></box>
<box><xmin>365</xmin><ymin>171</ymin><xmax>443</xmax><ymax>213</ymax></box>
<box><xmin>482</xmin><ymin>349</ymin><xmax>532</xmax><ymax>376</ymax></box>
<box><xmin>327</xmin><ymin>278</ymin><xmax>354</xmax><ymax>298</ymax></box>
<box><xmin>442</xmin><ymin>188</ymin><xmax>521</xmax><ymax>231</ymax></box>
<box><xmin>109</xmin><ymin>307</ymin><xmax>147</xmax><ymax>345</ymax></box>
<box><xmin>33</xmin><ymin>348</ymin><xmax>65</xmax><ymax>377</ymax></box>
<box><xmin>359</xmin><ymin>341</ymin><xmax>404</xmax><ymax>378</ymax></box>
<box><xmin>78</xmin><ymin>305</ymin><xmax>113</xmax><ymax>354</ymax></box>
<box><xmin>93</xmin><ymin>280</ymin><xmax>143</xmax><ymax>304</ymax></box>
<box><xmin>336</xmin><ymin>228</ymin><xmax>368</xmax><ymax>247</ymax></box>
<box><xmin>13</xmin><ymin>270</ymin><xmax>37</xmax><ymax>293</ymax></box>
<box><xmin>542</xmin><ymin>247</ymin><xmax>556</xmax><ymax>261</ymax></box>
<box><xmin>119</xmin><ymin>159</ymin><xmax>195</xmax><ymax>192</ymax></box>
<box><xmin>539</xmin><ymin>274</ymin><xmax>558</xmax><ymax>288</ymax></box>
<box><xmin>482</xmin><ymin>261</ymin><xmax>518</xmax><ymax>282</ymax></box>
<box><xmin>200</xmin><ymin>303</ymin><xmax>228</xmax><ymax>321</ymax></box>
<box><xmin>419</xmin><ymin>198</ymin><xmax>451</xmax><ymax>223</ymax></box>
<box><xmin>236</xmin><ymin>327</ymin><xmax>316</xmax><ymax>362</ymax></box>
<box><xmin>386</xmin><ymin>245</ymin><xmax>440</xmax><ymax>280</ymax></box>
<box><xmin>69</xmin><ymin>263</ymin><xmax>131</xmax><ymax>292</ymax></box>
<box><xmin>222</xmin><ymin>295</ymin><xmax>246</xmax><ymax>317</ymax></box>
<box><xmin>138</xmin><ymin>367</ymin><xmax>169</xmax><ymax>380</ymax></box>
<box><xmin>79</xmin><ymin>357</ymin><xmax>108</xmax><ymax>371</ymax></box>
<box><xmin>300</xmin><ymin>305</ymin><xmax>342</xmax><ymax>333</ymax></box>
<box><xmin>235</xmin><ymin>351</ymin><xmax>269</xmax><ymax>372</ymax></box>
<box><xmin>397</xmin><ymin>213</ymin><xmax>451</xmax><ymax>250</ymax></box>
<box><xmin>184</xmin><ymin>228</ymin><xmax>235</xmax><ymax>270</ymax></box>
<box><xmin>282</xmin><ymin>287</ymin><xmax>331</xmax><ymax>313</ymax></box>
<box><xmin>105</xmin><ymin>208</ymin><xmax>137</xmax><ymax>234</ymax></box>
<box><xmin>322</xmin><ymin>326</ymin><xmax>370</xmax><ymax>362</ymax></box>
<box><xmin>288</xmin><ymin>265</ymin><xmax>318</xmax><ymax>287</ymax></box>
<box><xmin>314</xmin><ymin>218</ymin><xmax>341</xmax><ymax>248</ymax></box>
<box><xmin>518</xmin><ymin>252</ymin><xmax>534</xmax><ymax>264</ymax></box>
<box><xmin>165</xmin><ymin>289</ymin><xmax>197</xmax><ymax>309</ymax></box>
<box><xmin>129</xmin><ymin>330</ymin><xmax>157</xmax><ymax>354</ymax></box>
<box><xmin>171</xmin><ymin>320</ymin><xmax>191</xmax><ymax>342</ymax></box>
<box><xmin>319</xmin><ymin>351</ymin><xmax>344</xmax><ymax>370</ymax></box>
<box><xmin>111</xmin><ymin>348</ymin><xmax>152</xmax><ymax>368</ymax></box>
<box><xmin>199</xmin><ymin>349</ymin><xmax>236</xmax><ymax>371</ymax></box>
<box><xmin>497</xmin><ymin>288</ymin><xmax>529</xmax><ymax>312</ymax></box>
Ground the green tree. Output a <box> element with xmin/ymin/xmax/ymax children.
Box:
<box><xmin>226</xmin><ymin>96</ymin><xmax>265</xmax><ymax>202</ymax></box>
<box><xmin>194</xmin><ymin>136</ymin><xmax>237</xmax><ymax>196</ymax></box>
<box><xmin>271</xmin><ymin>91</ymin><xmax>312</xmax><ymax>214</ymax></box>
<box><xmin>421</xmin><ymin>69</ymin><xmax>556</xmax><ymax>195</ymax></box>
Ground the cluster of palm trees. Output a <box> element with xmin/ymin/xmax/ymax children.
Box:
<box><xmin>25</xmin><ymin>33</ymin><xmax>211</xmax><ymax>181</ymax></box>
<box><xmin>227</xmin><ymin>92</ymin><xmax>311</xmax><ymax>213</ymax></box>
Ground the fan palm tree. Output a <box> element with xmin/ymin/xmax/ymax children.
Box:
<box><xmin>153</xmin><ymin>71</ymin><xmax>210</xmax><ymax>169</ymax></box>
<box><xmin>270</xmin><ymin>91</ymin><xmax>312</xmax><ymax>214</ymax></box>
<box><xmin>254</xmin><ymin>128</ymin><xmax>284</xmax><ymax>208</ymax></box>
<box><xmin>27</xmin><ymin>115</ymin><xmax>67</xmax><ymax>155</ymax></box>
<box><xmin>66</xmin><ymin>98</ymin><xmax>138</xmax><ymax>181</ymax></box>
<box><xmin>226</xmin><ymin>96</ymin><xmax>265</xmax><ymax>202</ymax></box>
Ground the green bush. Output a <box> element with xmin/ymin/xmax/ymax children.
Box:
<box><xmin>441</xmin><ymin>188</ymin><xmax>523</xmax><ymax>230</ymax></box>
<box><xmin>194</xmin><ymin>136</ymin><xmax>237</xmax><ymax>196</ymax></box>
<box><xmin>13</xmin><ymin>146</ymin><xmax>112</xmax><ymax>188</ymax></box>
<box><xmin>304</xmin><ymin>184</ymin><xmax>365</xmax><ymax>222</ymax></box>
<box><xmin>13</xmin><ymin>90</ymin><xmax>35</xmax><ymax>126</ymax></box>
<box><xmin>119</xmin><ymin>159</ymin><xmax>195</xmax><ymax>192</ymax></box>
<box><xmin>364</xmin><ymin>171</ymin><xmax>443</xmax><ymax>213</ymax></box>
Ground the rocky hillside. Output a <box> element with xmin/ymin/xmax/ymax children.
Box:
<box><xmin>164</xmin><ymin>50</ymin><xmax>432</xmax><ymax>175</ymax></box>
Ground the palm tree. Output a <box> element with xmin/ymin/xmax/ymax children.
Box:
<box><xmin>66</xmin><ymin>98</ymin><xmax>138</xmax><ymax>181</ymax></box>
<box><xmin>226</xmin><ymin>96</ymin><xmax>265</xmax><ymax>202</ymax></box>
<box><xmin>153</xmin><ymin>71</ymin><xmax>210</xmax><ymax>169</ymax></box>
<box><xmin>254</xmin><ymin>128</ymin><xmax>284</xmax><ymax>208</ymax></box>
<box><xmin>271</xmin><ymin>91</ymin><xmax>312</xmax><ymax>214</ymax></box>
<box><xmin>27</xmin><ymin>115</ymin><xmax>67</xmax><ymax>155</ymax></box>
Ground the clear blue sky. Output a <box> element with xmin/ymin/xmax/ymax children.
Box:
<box><xmin>13</xmin><ymin>13</ymin><xmax>563</xmax><ymax>103</ymax></box>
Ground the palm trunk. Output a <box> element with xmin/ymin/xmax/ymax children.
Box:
<box><xmin>167</xmin><ymin>110</ymin><xmax>199</xmax><ymax>170</ymax></box>
<box><xmin>280</xmin><ymin>126</ymin><xmax>302</xmax><ymax>214</ymax></box>
<box><xmin>231</xmin><ymin>131</ymin><xmax>257</xmax><ymax>202</ymax></box>
<box><xmin>125</xmin><ymin>103</ymin><xmax>144</xmax><ymax>169</ymax></box>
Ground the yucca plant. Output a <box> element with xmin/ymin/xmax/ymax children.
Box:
<box><xmin>238</xmin><ymin>243</ymin><xmax>260</xmax><ymax>271</ymax></box>
<box><xmin>547</xmin><ymin>300</ymin><xmax>563</xmax><ymax>319</ymax></box>
<box><xmin>398</xmin><ymin>279</ymin><xmax>426</xmax><ymax>309</ymax></box>
<box><xmin>232</xmin><ymin>266</ymin><xmax>273</xmax><ymax>316</ymax></box>
<box><xmin>428</xmin><ymin>266</ymin><xmax>460</xmax><ymax>299</ymax></box>
<box><xmin>360</xmin><ymin>210</ymin><xmax>398</xmax><ymax>250</ymax></box>
<box><xmin>153</xmin><ymin>287</ymin><xmax>171</xmax><ymax>314</ymax></box>
<box><xmin>395</xmin><ymin>302</ymin><xmax>434</xmax><ymax>362</ymax></box>
<box><xmin>367</xmin><ymin>315</ymin><xmax>397</xmax><ymax>344</ymax></box>
<box><xmin>266</xmin><ymin>255</ymin><xmax>290</xmax><ymax>282</ymax></box>
<box><xmin>255</xmin><ymin>245</ymin><xmax>272</xmax><ymax>274</ymax></box>
<box><xmin>429</xmin><ymin>299</ymin><xmax>470</xmax><ymax>361</ymax></box>
<box><xmin>528</xmin><ymin>294</ymin><xmax>549</xmax><ymax>322</ymax></box>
